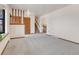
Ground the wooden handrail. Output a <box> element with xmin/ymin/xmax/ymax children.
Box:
<box><xmin>35</xmin><ymin>19</ymin><xmax>40</xmax><ymax>27</ymax></box>
<box><xmin>35</xmin><ymin>16</ymin><xmax>40</xmax><ymax>33</ymax></box>
<box><xmin>10</xmin><ymin>8</ymin><xmax>24</xmax><ymax>25</ymax></box>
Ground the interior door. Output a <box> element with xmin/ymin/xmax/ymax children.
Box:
<box><xmin>24</xmin><ymin>17</ymin><xmax>30</xmax><ymax>34</ymax></box>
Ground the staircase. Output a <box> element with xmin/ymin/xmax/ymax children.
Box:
<box><xmin>35</xmin><ymin>16</ymin><xmax>40</xmax><ymax>33</ymax></box>
<box><xmin>43</xmin><ymin>25</ymin><xmax>47</xmax><ymax>33</ymax></box>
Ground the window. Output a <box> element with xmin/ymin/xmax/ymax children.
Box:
<box><xmin>0</xmin><ymin>9</ymin><xmax>5</xmax><ymax>34</ymax></box>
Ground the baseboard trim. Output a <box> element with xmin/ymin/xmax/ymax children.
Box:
<box><xmin>58</xmin><ymin>37</ymin><xmax>79</xmax><ymax>44</ymax></box>
<box><xmin>46</xmin><ymin>34</ymin><xmax>79</xmax><ymax>44</ymax></box>
<box><xmin>10</xmin><ymin>36</ymin><xmax>25</xmax><ymax>39</ymax></box>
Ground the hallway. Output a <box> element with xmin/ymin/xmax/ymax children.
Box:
<box><xmin>3</xmin><ymin>33</ymin><xmax>79</xmax><ymax>55</ymax></box>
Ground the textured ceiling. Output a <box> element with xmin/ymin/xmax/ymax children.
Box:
<box><xmin>8</xmin><ymin>4</ymin><xmax>70</xmax><ymax>16</ymax></box>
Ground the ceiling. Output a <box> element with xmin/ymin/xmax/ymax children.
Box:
<box><xmin>8</xmin><ymin>4</ymin><xmax>70</xmax><ymax>16</ymax></box>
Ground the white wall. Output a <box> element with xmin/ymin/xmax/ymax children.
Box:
<box><xmin>4</xmin><ymin>5</ymin><xmax>10</xmax><ymax>34</ymax></box>
<box><xmin>10</xmin><ymin>25</ymin><xmax>25</xmax><ymax>38</ymax></box>
<box><xmin>39</xmin><ymin>17</ymin><xmax>43</xmax><ymax>33</ymax></box>
<box><xmin>41</xmin><ymin>5</ymin><xmax>79</xmax><ymax>43</ymax></box>
<box><xmin>30</xmin><ymin>16</ymin><xmax>35</xmax><ymax>33</ymax></box>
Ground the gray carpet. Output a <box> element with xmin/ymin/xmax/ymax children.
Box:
<box><xmin>3</xmin><ymin>34</ymin><xmax>79</xmax><ymax>55</ymax></box>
